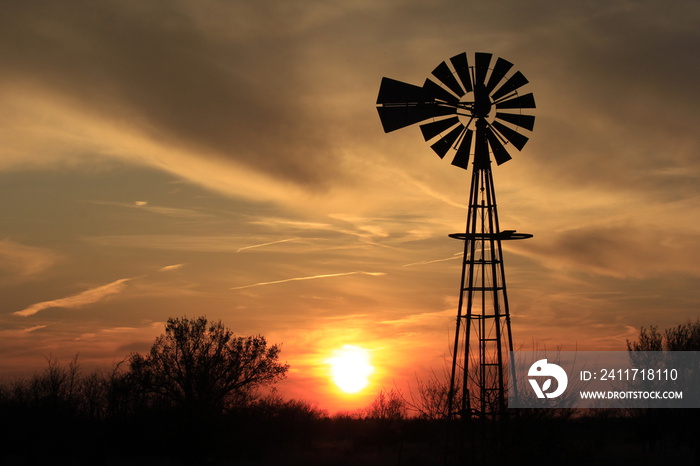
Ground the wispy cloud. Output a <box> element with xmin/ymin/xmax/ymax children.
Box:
<box><xmin>402</xmin><ymin>253</ymin><xmax>461</xmax><ymax>268</ymax></box>
<box><xmin>88</xmin><ymin>200</ymin><xmax>211</xmax><ymax>219</ymax></box>
<box><xmin>236</xmin><ymin>238</ymin><xmax>300</xmax><ymax>253</ymax></box>
<box><xmin>158</xmin><ymin>264</ymin><xmax>184</xmax><ymax>272</ymax></box>
<box><xmin>83</xmin><ymin>235</ymin><xmax>232</xmax><ymax>251</ymax></box>
<box><xmin>380</xmin><ymin>309</ymin><xmax>453</xmax><ymax>327</ymax></box>
<box><xmin>13</xmin><ymin>278</ymin><xmax>132</xmax><ymax>317</ymax></box>
<box><xmin>231</xmin><ymin>271</ymin><xmax>385</xmax><ymax>290</ymax></box>
<box><xmin>0</xmin><ymin>239</ymin><xmax>60</xmax><ymax>278</ymax></box>
<box><xmin>23</xmin><ymin>325</ymin><xmax>47</xmax><ymax>333</ymax></box>
<box><xmin>400</xmin><ymin>174</ymin><xmax>467</xmax><ymax>209</ymax></box>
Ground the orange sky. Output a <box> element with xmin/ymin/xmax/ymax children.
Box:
<box><xmin>1</xmin><ymin>1</ymin><xmax>699</xmax><ymax>413</ymax></box>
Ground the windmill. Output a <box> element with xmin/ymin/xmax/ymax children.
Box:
<box><xmin>376</xmin><ymin>52</ymin><xmax>535</xmax><ymax>418</ymax></box>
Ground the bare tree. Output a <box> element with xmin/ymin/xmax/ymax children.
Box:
<box><xmin>627</xmin><ymin>319</ymin><xmax>700</xmax><ymax>353</ymax></box>
<box><xmin>405</xmin><ymin>370</ymin><xmax>453</xmax><ymax>420</ymax></box>
<box><xmin>663</xmin><ymin>319</ymin><xmax>700</xmax><ymax>351</ymax></box>
<box><xmin>626</xmin><ymin>326</ymin><xmax>663</xmax><ymax>352</ymax></box>
<box><xmin>365</xmin><ymin>388</ymin><xmax>407</xmax><ymax>420</ymax></box>
<box><xmin>128</xmin><ymin>316</ymin><xmax>288</xmax><ymax>415</ymax></box>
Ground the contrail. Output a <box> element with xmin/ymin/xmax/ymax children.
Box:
<box><xmin>13</xmin><ymin>278</ymin><xmax>132</xmax><ymax>316</ymax></box>
<box><xmin>236</xmin><ymin>238</ymin><xmax>299</xmax><ymax>253</ymax></box>
<box><xmin>231</xmin><ymin>271</ymin><xmax>385</xmax><ymax>290</ymax></box>
<box><xmin>402</xmin><ymin>253</ymin><xmax>461</xmax><ymax>267</ymax></box>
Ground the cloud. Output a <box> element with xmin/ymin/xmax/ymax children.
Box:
<box><xmin>1</xmin><ymin>0</ymin><xmax>695</xmax><ymax>223</ymax></box>
<box><xmin>84</xmin><ymin>234</ymin><xmax>286</xmax><ymax>252</ymax></box>
<box><xmin>521</xmin><ymin>225</ymin><xmax>700</xmax><ymax>279</ymax></box>
<box><xmin>88</xmin><ymin>200</ymin><xmax>212</xmax><ymax>219</ymax></box>
<box><xmin>13</xmin><ymin>278</ymin><xmax>132</xmax><ymax>317</ymax></box>
<box><xmin>22</xmin><ymin>325</ymin><xmax>47</xmax><ymax>333</ymax></box>
<box><xmin>231</xmin><ymin>271</ymin><xmax>386</xmax><ymax>290</ymax></box>
<box><xmin>0</xmin><ymin>239</ymin><xmax>60</xmax><ymax>278</ymax></box>
<box><xmin>380</xmin><ymin>309</ymin><xmax>453</xmax><ymax>328</ymax></box>
<box><xmin>399</xmin><ymin>174</ymin><xmax>466</xmax><ymax>209</ymax></box>
<box><xmin>158</xmin><ymin>264</ymin><xmax>184</xmax><ymax>272</ymax></box>
<box><xmin>0</xmin><ymin>0</ymin><xmax>699</xmax><ymax>407</ymax></box>
<box><xmin>0</xmin><ymin>0</ymin><xmax>346</xmax><ymax>189</ymax></box>
<box><xmin>236</xmin><ymin>238</ymin><xmax>301</xmax><ymax>253</ymax></box>
<box><xmin>403</xmin><ymin>253</ymin><xmax>461</xmax><ymax>268</ymax></box>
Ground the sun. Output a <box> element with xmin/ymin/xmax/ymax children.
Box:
<box><xmin>327</xmin><ymin>345</ymin><xmax>374</xmax><ymax>394</ymax></box>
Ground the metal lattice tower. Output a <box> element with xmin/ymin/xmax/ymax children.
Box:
<box><xmin>375</xmin><ymin>52</ymin><xmax>535</xmax><ymax>418</ymax></box>
<box><xmin>447</xmin><ymin>147</ymin><xmax>531</xmax><ymax>418</ymax></box>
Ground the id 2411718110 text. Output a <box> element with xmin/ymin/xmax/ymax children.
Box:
<box><xmin>580</xmin><ymin>368</ymin><xmax>678</xmax><ymax>382</ymax></box>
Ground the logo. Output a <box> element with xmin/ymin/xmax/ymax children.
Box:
<box><xmin>528</xmin><ymin>359</ymin><xmax>568</xmax><ymax>399</ymax></box>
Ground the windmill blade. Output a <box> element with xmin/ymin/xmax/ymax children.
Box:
<box><xmin>423</xmin><ymin>79</ymin><xmax>460</xmax><ymax>104</ymax></box>
<box><xmin>485</xmin><ymin>57</ymin><xmax>513</xmax><ymax>93</ymax></box>
<box><xmin>495</xmin><ymin>112</ymin><xmax>535</xmax><ymax>131</ymax></box>
<box><xmin>451</xmin><ymin>128</ymin><xmax>473</xmax><ymax>169</ymax></box>
<box><xmin>420</xmin><ymin>117</ymin><xmax>460</xmax><ymax>141</ymax></box>
<box><xmin>450</xmin><ymin>52</ymin><xmax>472</xmax><ymax>93</ymax></box>
<box><xmin>474</xmin><ymin>52</ymin><xmax>493</xmax><ymax>88</ymax></box>
<box><xmin>376</xmin><ymin>105</ymin><xmax>455</xmax><ymax>133</ymax></box>
<box><xmin>376</xmin><ymin>77</ymin><xmax>427</xmax><ymax>105</ymax></box>
<box><xmin>491</xmin><ymin>71</ymin><xmax>529</xmax><ymax>101</ymax></box>
<box><xmin>431</xmin><ymin>124</ymin><xmax>466</xmax><ymax>159</ymax></box>
<box><xmin>432</xmin><ymin>61</ymin><xmax>464</xmax><ymax>97</ymax></box>
<box><xmin>484</xmin><ymin>126</ymin><xmax>512</xmax><ymax>165</ymax></box>
<box><xmin>492</xmin><ymin>121</ymin><xmax>529</xmax><ymax>150</ymax></box>
<box><xmin>495</xmin><ymin>92</ymin><xmax>536</xmax><ymax>110</ymax></box>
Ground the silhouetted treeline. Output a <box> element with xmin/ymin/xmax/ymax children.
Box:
<box><xmin>627</xmin><ymin>318</ymin><xmax>700</xmax><ymax>351</ymax></box>
<box><xmin>0</xmin><ymin>357</ymin><xmax>445</xmax><ymax>465</ymax></box>
<box><xmin>2</xmin><ymin>359</ymin><xmax>698</xmax><ymax>466</ymax></box>
<box><xmin>2</xmin><ymin>317</ymin><xmax>700</xmax><ymax>465</ymax></box>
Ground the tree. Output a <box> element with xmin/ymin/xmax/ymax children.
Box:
<box><xmin>364</xmin><ymin>388</ymin><xmax>406</xmax><ymax>420</ymax></box>
<box><xmin>627</xmin><ymin>319</ymin><xmax>700</xmax><ymax>351</ymax></box>
<box><xmin>404</xmin><ymin>371</ymin><xmax>452</xmax><ymax>420</ymax></box>
<box><xmin>663</xmin><ymin>319</ymin><xmax>700</xmax><ymax>351</ymax></box>
<box><xmin>626</xmin><ymin>326</ymin><xmax>663</xmax><ymax>352</ymax></box>
<box><xmin>128</xmin><ymin>316</ymin><xmax>288</xmax><ymax>415</ymax></box>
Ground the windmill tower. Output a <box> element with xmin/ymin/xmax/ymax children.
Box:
<box><xmin>375</xmin><ymin>52</ymin><xmax>535</xmax><ymax>418</ymax></box>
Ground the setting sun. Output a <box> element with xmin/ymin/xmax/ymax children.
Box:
<box><xmin>327</xmin><ymin>345</ymin><xmax>374</xmax><ymax>394</ymax></box>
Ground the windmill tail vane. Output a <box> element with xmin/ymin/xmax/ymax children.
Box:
<box><xmin>375</xmin><ymin>52</ymin><xmax>535</xmax><ymax>418</ymax></box>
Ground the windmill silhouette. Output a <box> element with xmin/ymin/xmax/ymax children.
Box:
<box><xmin>376</xmin><ymin>52</ymin><xmax>535</xmax><ymax>418</ymax></box>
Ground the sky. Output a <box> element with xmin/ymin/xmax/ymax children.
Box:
<box><xmin>1</xmin><ymin>0</ymin><xmax>699</xmax><ymax>412</ymax></box>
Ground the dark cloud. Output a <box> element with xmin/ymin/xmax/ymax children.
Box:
<box><xmin>0</xmin><ymin>0</ymin><xmax>342</xmax><ymax>188</ymax></box>
<box><xmin>519</xmin><ymin>1</ymin><xmax>700</xmax><ymax>194</ymax></box>
<box><xmin>4</xmin><ymin>0</ymin><xmax>696</xmax><ymax>198</ymax></box>
<box><xmin>525</xmin><ymin>224</ymin><xmax>700</xmax><ymax>280</ymax></box>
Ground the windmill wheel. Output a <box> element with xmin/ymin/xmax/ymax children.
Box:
<box><xmin>376</xmin><ymin>52</ymin><xmax>535</xmax><ymax>169</ymax></box>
